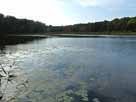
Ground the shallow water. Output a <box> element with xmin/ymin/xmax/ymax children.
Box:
<box><xmin>1</xmin><ymin>37</ymin><xmax>136</xmax><ymax>102</ymax></box>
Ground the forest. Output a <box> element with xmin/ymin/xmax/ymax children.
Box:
<box><xmin>49</xmin><ymin>17</ymin><xmax>136</xmax><ymax>34</ymax></box>
<box><xmin>0</xmin><ymin>13</ymin><xmax>136</xmax><ymax>36</ymax></box>
<box><xmin>0</xmin><ymin>13</ymin><xmax>47</xmax><ymax>36</ymax></box>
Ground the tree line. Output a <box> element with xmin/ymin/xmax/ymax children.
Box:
<box><xmin>0</xmin><ymin>13</ymin><xmax>136</xmax><ymax>36</ymax></box>
<box><xmin>49</xmin><ymin>17</ymin><xmax>136</xmax><ymax>33</ymax></box>
<box><xmin>0</xmin><ymin>13</ymin><xmax>47</xmax><ymax>36</ymax></box>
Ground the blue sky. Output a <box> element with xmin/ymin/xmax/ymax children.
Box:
<box><xmin>0</xmin><ymin>0</ymin><xmax>135</xmax><ymax>25</ymax></box>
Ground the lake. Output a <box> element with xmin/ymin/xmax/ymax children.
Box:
<box><xmin>0</xmin><ymin>36</ymin><xmax>136</xmax><ymax>102</ymax></box>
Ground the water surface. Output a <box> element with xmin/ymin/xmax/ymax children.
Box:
<box><xmin>0</xmin><ymin>36</ymin><xmax>136</xmax><ymax>102</ymax></box>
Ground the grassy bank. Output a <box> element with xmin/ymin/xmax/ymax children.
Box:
<box><xmin>47</xmin><ymin>31</ymin><xmax>136</xmax><ymax>35</ymax></box>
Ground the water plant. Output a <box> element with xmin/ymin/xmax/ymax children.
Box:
<box><xmin>0</xmin><ymin>61</ymin><xmax>28</xmax><ymax>102</ymax></box>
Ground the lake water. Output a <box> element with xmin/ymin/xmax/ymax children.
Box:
<box><xmin>0</xmin><ymin>36</ymin><xmax>136</xmax><ymax>102</ymax></box>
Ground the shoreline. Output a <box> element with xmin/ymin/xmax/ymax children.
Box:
<box><xmin>7</xmin><ymin>33</ymin><xmax>136</xmax><ymax>38</ymax></box>
<box><xmin>46</xmin><ymin>33</ymin><xmax>136</xmax><ymax>38</ymax></box>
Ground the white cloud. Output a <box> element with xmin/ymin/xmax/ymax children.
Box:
<box><xmin>0</xmin><ymin>0</ymin><xmax>126</xmax><ymax>25</ymax></box>
<box><xmin>77</xmin><ymin>0</ymin><xmax>99</xmax><ymax>7</ymax></box>
<box><xmin>76</xmin><ymin>0</ymin><xmax>123</xmax><ymax>8</ymax></box>
<box><xmin>0</xmin><ymin>0</ymin><xmax>74</xmax><ymax>25</ymax></box>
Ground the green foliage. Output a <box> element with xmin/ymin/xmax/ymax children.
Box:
<box><xmin>0</xmin><ymin>13</ymin><xmax>47</xmax><ymax>36</ymax></box>
<box><xmin>0</xmin><ymin>13</ymin><xmax>136</xmax><ymax>36</ymax></box>
<box><xmin>128</xmin><ymin>18</ymin><xmax>136</xmax><ymax>24</ymax></box>
<box><xmin>127</xmin><ymin>18</ymin><xmax>136</xmax><ymax>31</ymax></box>
<box><xmin>48</xmin><ymin>17</ymin><xmax>136</xmax><ymax>34</ymax></box>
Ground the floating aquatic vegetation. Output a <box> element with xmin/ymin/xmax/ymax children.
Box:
<box><xmin>55</xmin><ymin>80</ymin><xmax>89</xmax><ymax>102</ymax></box>
<box><xmin>18</xmin><ymin>64</ymin><xmax>97</xmax><ymax>102</ymax></box>
<box><xmin>0</xmin><ymin>61</ymin><xmax>28</xmax><ymax>102</ymax></box>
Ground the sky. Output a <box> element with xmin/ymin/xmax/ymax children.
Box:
<box><xmin>0</xmin><ymin>0</ymin><xmax>135</xmax><ymax>26</ymax></box>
